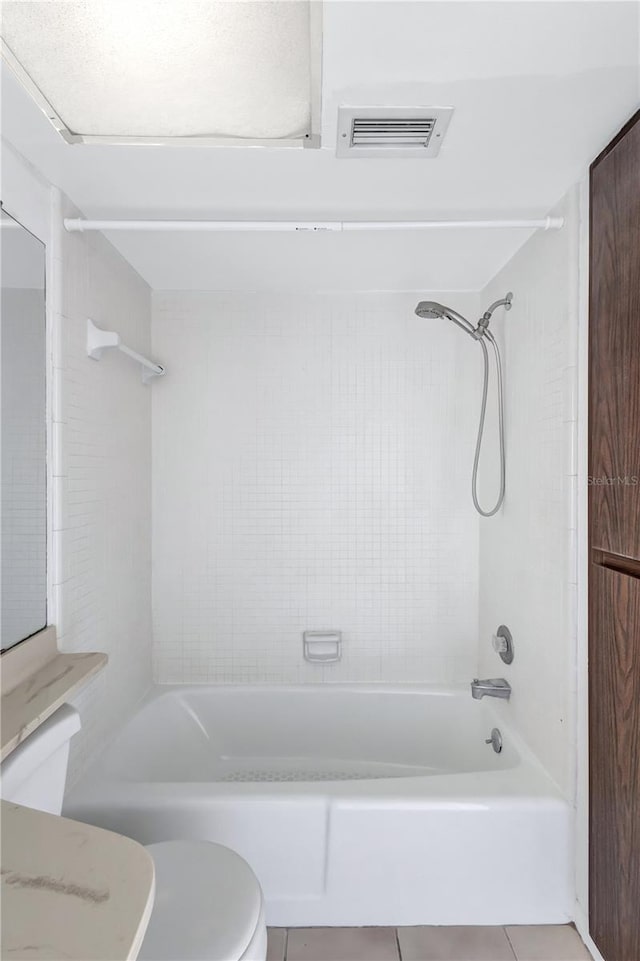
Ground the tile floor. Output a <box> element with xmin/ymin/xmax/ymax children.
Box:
<box><xmin>266</xmin><ymin>925</ymin><xmax>593</xmax><ymax>961</ymax></box>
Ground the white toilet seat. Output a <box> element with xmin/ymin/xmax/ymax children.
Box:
<box><xmin>138</xmin><ymin>840</ymin><xmax>267</xmax><ymax>961</ymax></box>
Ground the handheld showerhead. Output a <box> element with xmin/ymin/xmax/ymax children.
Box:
<box><xmin>415</xmin><ymin>293</ymin><xmax>513</xmax><ymax>338</ymax></box>
<box><xmin>412</xmin><ymin>292</ymin><xmax>514</xmax><ymax>516</ymax></box>
<box><xmin>414</xmin><ymin>301</ymin><xmax>448</xmax><ymax>320</ymax></box>
<box><xmin>414</xmin><ymin>301</ymin><xmax>476</xmax><ymax>336</ymax></box>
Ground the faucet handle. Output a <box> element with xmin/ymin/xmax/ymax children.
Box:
<box><xmin>485</xmin><ymin>728</ymin><xmax>503</xmax><ymax>753</ymax></box>
<box><xmin>492</xmin><ymin>625</ymin><xmax>514</xmax><ymax>664</ymax></box>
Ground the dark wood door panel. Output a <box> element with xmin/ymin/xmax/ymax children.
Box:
<box><xmin>590</xmin><ymin>110</ymin><xmax>640</xmax><ymax>961</ymax></box>
<box><xmin>589</xmin><ymin>110</ymin><xmax>640</xmax><ymax>561</ymax></box>
<box><xmin>589</xmin><ymin>563</ymin><xmax>640</xmax><ymax>961</ymax></box>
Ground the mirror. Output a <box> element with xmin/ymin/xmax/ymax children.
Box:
<box><xmin>1</xmin><ymin>207</ymin><xmax>47</xmax><ymax>651</ymax></box>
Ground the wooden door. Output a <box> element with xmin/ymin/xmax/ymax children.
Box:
<box><xmin>589</xmin><ymin>565</ymin><xmax>640</xmax><ymax>961</ymax></box>
<box><xmin>589</xmin><ymin>110</ymin><xmax>640</xmax><ymax>961</ymax></box>
<box><xmin>590</xmin><ymin>111</ymin><xmax>640</xmax><ymax>560</ymax></box>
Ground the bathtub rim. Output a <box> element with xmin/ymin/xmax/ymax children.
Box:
<box><xmin>66</xmin><ymin>682</ymin><xmax>568</xmax><ymax>804</ymax></box>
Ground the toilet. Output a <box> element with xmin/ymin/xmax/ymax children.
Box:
<box><xmin>139</xmin><ymin>840</ymin><xmax>267</xmax><ymax>961</ymax></box>
<box><xmin>1</xmin><ymin>704</ymin><xmax>268</xmax><ymax>961</ymax></box>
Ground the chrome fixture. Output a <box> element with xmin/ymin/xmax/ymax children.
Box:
<box><xmin>485</xmin><ymin>728</ymin><xmax>503</xmax><ymax>753</ymax></box>
<box><xmin>414</xmin><ymin>294</ymin><xmax>513</xmax><ymax>516</ymax></box>
<box><xmin>470</xmin><ymin>678</ymin><xmax>512</xmax><ymax>700</ymax></box>
<box><xmin>492</xmin><ymin>624</ymin><xmax>514</xmax><ymax>665</ymax></box>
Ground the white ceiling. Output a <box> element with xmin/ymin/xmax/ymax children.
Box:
<box><xmin>1</xmin><ymin>0</ymin><xmax>638</xmax><ymax>291</ymax></box>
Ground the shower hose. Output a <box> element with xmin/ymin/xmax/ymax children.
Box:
<box><xmin>472</xmin><ymin>329</ymin><xmax>505</xmax><ymax>517</ymax></box>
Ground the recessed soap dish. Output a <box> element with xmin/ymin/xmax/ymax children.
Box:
<box><xmin>303</xmin><ymin>631</ymin><xmax>342</xmax><ymax>663</ymax></box>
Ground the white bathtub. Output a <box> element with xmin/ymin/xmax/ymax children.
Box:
<box><xmin>64</xmin><ymin>685</ymin><xmax>573</xmax><ymax>926</ymax></box>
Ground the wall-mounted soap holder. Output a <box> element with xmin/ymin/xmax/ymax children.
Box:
<box><xmin>303</xmin><ymin>631</ymin><xmax>342</xmax><ymax>663</ymax></box>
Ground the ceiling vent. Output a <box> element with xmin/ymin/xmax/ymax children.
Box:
<box><xmin>336</xmin><ymin>106</ymin><xmax>453</xmax><ymax>159</ymax></box>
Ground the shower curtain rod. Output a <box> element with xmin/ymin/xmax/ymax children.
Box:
<box><xmin>64</xmin><ymin>217</ymin><xmax>564</xmax><ymax>233</ymax></box>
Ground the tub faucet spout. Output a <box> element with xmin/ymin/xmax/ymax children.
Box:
<box><xmin>471</xmin><ymin>678</ymin><xmax>511</xmax><ymax>700</ymax></box>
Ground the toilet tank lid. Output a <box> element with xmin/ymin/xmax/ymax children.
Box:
<box><xmin>1</xmin><ymin>704</ymin><xmax>81</xmax><ymax>796</ymax></box>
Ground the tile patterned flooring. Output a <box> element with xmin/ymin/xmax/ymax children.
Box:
<box><xmin>267</xmin><ymin>925</ymin><xmax>593</xmax><ymax>961</ymax></box>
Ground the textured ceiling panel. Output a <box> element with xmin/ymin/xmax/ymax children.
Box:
<box><xmin>1</xmin><ymin>0</ymin><xmax>313</xmax><ymax>138</ymax></box>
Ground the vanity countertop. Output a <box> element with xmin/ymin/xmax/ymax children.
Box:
<box><xmin>1</xmin><ymin>800</ymin><xmax>155</xmax><ymax>961</ymax></box>
<box><xmin>1</xmin><ymin>626</ymin><xmax>107</xmax><ymax>761</ymax></box>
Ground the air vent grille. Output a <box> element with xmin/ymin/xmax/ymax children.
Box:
<box><xmin>336</xmin><ymin>106</ymin><xmax>453</xmax><ymax>159</ymax></box>
<box><xmin>351</xmin><ymin>117</ymin><xmax>436</xmax><ymax>148</ymax></box>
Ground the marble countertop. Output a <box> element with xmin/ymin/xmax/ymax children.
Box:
<box><xmin>1</xmin><ymin>627</ymin><xmax>107</xmax><ymax>761</ymax></box>
<box><xmin>1</xmin><ymin>800</ymin><xmax>155</xmax><ymax>961</ymax></box>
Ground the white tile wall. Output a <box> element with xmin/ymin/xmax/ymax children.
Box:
<box><xmin>50</xmin><ymin>191</ymin><xmax>153</xmax><ymax>786</ymax></box>
<box><xmin>1</xmin><ymin>150</ymin><xmax>582</xmax><ymax>799</ymax></box>
<box><xmin>477</xmin><ymin>188</ymin><xmax>580</xmax><ymax>799</ymax></box>
<box><xmin>152</xmin><ymin>291</ymin><xmax>481</xmax><ymax>684</ymax></box>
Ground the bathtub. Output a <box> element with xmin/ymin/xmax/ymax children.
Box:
<box><xmin>64</xmin><ymin>685</ymin><xmax>573</xmax><ymax>926</ymax></box>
